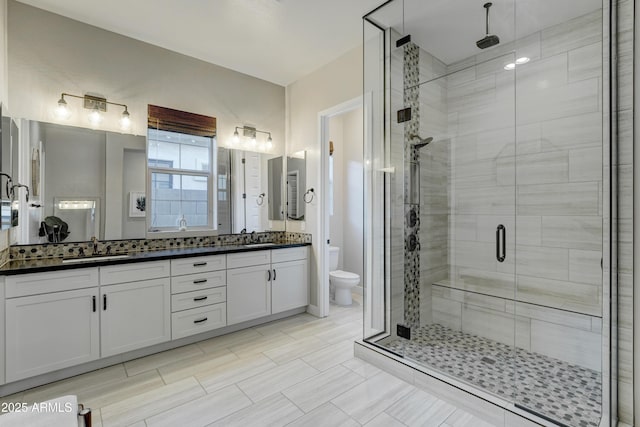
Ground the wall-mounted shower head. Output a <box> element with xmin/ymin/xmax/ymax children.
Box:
<box><xmin>476</xmin><ymin>2</ymin><xmax>500</xmax><ymax>49</ymax></box>
<box><xmin>409</xmin><ymin>135</ymin><xmax>433</xmax><ymax>149</ymax></box>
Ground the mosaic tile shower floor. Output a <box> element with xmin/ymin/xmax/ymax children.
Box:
<box><xmin>383</xmin><ymin>324</ymin><xmax>601</xmax><ymax>427</ymax></box>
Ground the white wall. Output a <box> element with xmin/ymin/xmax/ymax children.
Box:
<box><xmin>0</xmin><ymin>0</ymin><xmax>10</xmax><ymax>252</ymax></box>
<box><xmin>7</xmin><ymin>0</ymin><xmax>285</xmax><ymax>155</ymax></box>
<box><xmin>286</xmin><ymin>45</ymin><xmax>362</xmax><ymax>309</ymax></box>
<box><xmin>341</xmin><ymin>107</ymin><xmax>364</xmax><ymax>280</ymax></box>
<box><xmin>328</xmin><ymin>115</ymin><xmax>344</xmax><ymax>268</ymax></box>
<box><xmin>328</xmin><ymin>108</ymin><xmax>364</xmax><ymax>279</ymax></box>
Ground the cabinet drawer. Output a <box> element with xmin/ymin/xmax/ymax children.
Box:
<box><xmin>6</xmin><ymin>268</ymin><xmax>99</xmax><ymax>298</ymax></box>
<box><xmin>171</xmin><ymin>270</ymin><xmax>226</xmax><ymax>294</ymax></box>
<box><xmin>227</xmin><ymin>250</ymin><xmax>270</xmax><ymax>269</ymax></box>
<box><xmin>172</xmin><ymin>303</ymin><xmax>226</xmax><ymax>340</ymax></box>
<box><xmin>171</xmin><ymin>255</ymin><xmax>226</xmax><ymax>276</ymax></box>
<box><xmin>100</xmin><ymin>260</ymin><xmax>170</xmax><ymax>285</ymax></box>
<box><xmin>171</xmin><ymin>286</ymin><xmax>226</xmax><ymax>312</ymax></box>
<box><xmin>271</xmin><ymin>247</ymin><xmax>308</xmax><ymax>263</ymax></box>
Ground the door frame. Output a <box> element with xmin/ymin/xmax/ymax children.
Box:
<box><xmin>317</xmin><ymin>95</ymin><xmax>364</xmax><ymax>317</ymax></box>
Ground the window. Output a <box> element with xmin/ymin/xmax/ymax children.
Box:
<box><xmin>147</xmin><ymin>105</ymin><xmax>217</xmax><ymax>233</ymax></box>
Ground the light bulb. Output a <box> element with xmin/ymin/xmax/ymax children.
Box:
<box><xmin>232</xmin><ymin>129</ymin><xmax>239</xmax><ymax>144</ymax></box>
<box><xmin>119</xmin><ymin>109</ymin><xmax>131</xmax><ymax>131</ymax></box>
<box><xmin>251</xmin><ymin>136</ymin><xmax>257</xmax><ymax>146</ymax></box>
<box><xmin>515</xmin><ymin>57</ymin><xmax>530</xmax><ymax>65</ymax></box>
<box><xmin>266</xmin><ymin>135</ymin><xmax>273</xmax><ymax>150</ymax></box>
<box><xmin>503</xmin><ymin>63</ymin><xmax>516</xmax><ymax>70</ymax></box>
<box><xmin>88</xmin><ymin>108</ymin><xmax>102</xmax><ymax>126</ymax></box>
<box><xmin>55</xmin><ymin>97</ymin><xmax>70</xmax><ymax>120</ymax></box>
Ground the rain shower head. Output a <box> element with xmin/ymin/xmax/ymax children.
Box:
<box><xmin>410</xmin><ymin>135</ymin><xmax>433</xmax><ymax>149</ymax></box>
<box><xmin>476</xmin><ymin>2</ymin><xmax>500</xmax><ymax>49</ymax></box>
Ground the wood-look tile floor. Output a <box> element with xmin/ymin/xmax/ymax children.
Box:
<box><xmin>0</xmin><ymin>293</ymin><xmax>497</xmax><ymax>426</ymax></box>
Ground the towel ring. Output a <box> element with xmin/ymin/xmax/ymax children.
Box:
<box><xmin>303</xmin><ymin>188</ymin><xmax>314</xmax><ymax>203</ymax></box>
<box><xmin>256</xmin><ymin>193</ymin><xmax>265</xmax><ymax>206</ymax></box>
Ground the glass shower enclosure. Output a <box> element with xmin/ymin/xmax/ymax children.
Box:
<box><xmin>363</xmin><ymin>1</ymin><xmax>613</xmax><ymax>426</ymax></box>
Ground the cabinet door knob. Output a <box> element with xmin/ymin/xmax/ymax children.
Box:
<box><xmin>193</xmin><ymin>296</ymin><xmax>208</xmax><ymax>302</ymax></box>
<box><xmin>92</xmin><ymin>296</ymin><xmax>96</xmax><ymax>312</ymax></box>
<box><xmin>193</xmin><ymin>279</ymin><xmax>208</xmax><ymax>284</ymax></box>
<box><xmin>273</xmin><ymin>269</ymin><xmax>276</xmax><ymax>280</ymax></box>
<box><xmin>267</xmin><ymin>270</ymin><xmax>271</xmax><ymax>281</ymax></box>
<box><xmin>194</xmin><ymin>317</ymin><xmax>208</xmax><ymax>324</ymax></box>
<box><xmin>103</xmin><ymin>294</ymin><xmax>107</xmax><ymax>311</ymax></box>
<box><xmin>193</xmin><ymin>262</ymin><xmax>207</xmax><ymax>267</ymax></box>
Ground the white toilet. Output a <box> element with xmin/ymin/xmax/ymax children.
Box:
<box><xmin>329</xmin><ymin>246</ymin><xmax>360</xmax><ymax>306</ymax></box>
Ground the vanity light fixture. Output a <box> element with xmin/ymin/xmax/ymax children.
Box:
<box><xmin>233</xmin><ymin>126</ymin><xmax>273</xmax><ymax>150</ymax></box>
<box><xmin>54</xmin><ymin>93</ymin><xmax>132</xmax><ymax>131</ymax></box>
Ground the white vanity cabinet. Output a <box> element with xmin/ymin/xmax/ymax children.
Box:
<box><xmin>5</xmin><ymin>269</ymin><xmax>100</xmax><ymax>382</ymax></box>
<box><xmin>170</xmin><ymin>255</ymin><xmax>227</xmax><ymax>339</ymax></box>
<box><xmin>1</xmin><ymin>245</ymin><xmax>309</xmax><ymax>388</ymax></box>
<box><xmin>227</xmin><ymin>250</ymin><xmax>272</xmax><ymax>325</ymax></box>
<box><xmin>271</xmin><ymin>248</ymin><xmax>309</xmax><ymax>314</ymax></box>
<box><xmin>100</xmin><ymin>261</ymin><xmax>171</xmax><ymax>357</ymax></box>
<box><xmin>227</xmin><ymin>247</ymin><xmax>309</xmax><ymax>324</ymax></box>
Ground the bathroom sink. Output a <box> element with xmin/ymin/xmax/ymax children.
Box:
<box><xmin>243</xmin><ymin>243</ymin><xmax>277</xmax><ymax>248</ymax></box>
<box><xmin>62</xmin><ymin>254</ymin><xmax>131</xmax><ymax>264</ymax></box>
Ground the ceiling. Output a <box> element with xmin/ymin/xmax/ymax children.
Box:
<box><xmin>15</xmin><ymin>0</ymin><xmax>383</xmax><ymax>86</ymax></box>
<box><xmin>15</xmin><ymin>0</ymin><xmax>603</xmax><ymax>85</ymax></box>
<box><xmin>367</xmin><ymin>0</ymin><xmax>602</xmax><ymax>65</ymax></box>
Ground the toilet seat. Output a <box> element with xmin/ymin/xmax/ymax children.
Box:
<box><xmin>329</xmin><ymin>270</ymin><xmax>360</xmax><ymax>284</ymax></box>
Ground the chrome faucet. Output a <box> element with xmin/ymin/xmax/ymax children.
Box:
<box><xmin>91</xmin><ymin>236</ymin><xmax>101</xmax><ymax>256</ymax></box>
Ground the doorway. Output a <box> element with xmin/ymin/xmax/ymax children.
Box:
<box><xmin>318</xmin><ymin>96</ymin><xmax>364</xmax><ymax>317</ymax></box>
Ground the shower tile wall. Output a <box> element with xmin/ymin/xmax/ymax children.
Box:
<box><xmin>403</xmin><ymin>41</ymin><xmax>420</xmax><ymax>328</ymax></box>
<box><xmin>393</xmin><ymin>36</ymin><xmax>450</xmax><ymax>330</ymax></box>
<box><xmin>615</xmin><ymin>0</ymin><xmax>634</xmax><ymax>422</ymax></box>
<box><xmin>417</xmin><ymin>49</ymin><xmax>449</xmax><ymax>326</ymax></box>
<box><xmin>417</xmin><ymin>10</ymin><xmax>605</xmax><ymax>372</ymax></box>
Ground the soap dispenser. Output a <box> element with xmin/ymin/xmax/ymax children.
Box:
<box><xmin>178</xmin><ymin>215</ymin><xmax>187</xmax><ymax>231</ymax></box>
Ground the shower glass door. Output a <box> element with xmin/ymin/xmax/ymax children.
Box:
<box><xmin>512</xmin><ymin>2</ymin><xmax>608</xmax><ymax>426</ymax></box>
<box><xmin>363</xmin><ymin>1</ymin><xmax>609</xmax><ymax>425</ymax></box>
<box><xmin>370</xmin><ymin>0</ymin><xmax>519</xmax><ymax>401</ymax></box>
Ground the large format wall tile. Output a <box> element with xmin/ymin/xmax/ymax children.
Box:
<box><xmin>541</xmin><ymin>216</ymin><xmax>602</xmax><ymax>250</ymax></box>
<box><xmin>530</xmin><ymin>320</ymin><xmax>601</xmax><ymax>371</ymax></box>
<box><xmin>568</xmin><ymin>42</ymin><xmax>602</xmax><ymax>82</ymax></box>
<box><xmin>540</xmin><ymin>112</ymin><xmax>603</xmax><ymax>152</ymax></box>
<box><xmin>517</xmin><ymin>182</ymin><xmax>599</xmax><ymax>215</ymax></box>
<box><xmin>540</xmin><ymin>9</ymin><xmax>602</xmax><ymax>58</ymax></box>
<box><xmin>516</xmin><ymin>275</ymin><xmax>601</xmax><ymax>316</ymax></box>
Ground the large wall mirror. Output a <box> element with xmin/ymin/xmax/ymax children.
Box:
<box><xmin>286</xmin><ymin>151</ymin><xmax>306</xmax><ymax>221</ymax></box>
<box><xmin>12</xmin><ymin>117</ymin><xmax>286</xmax><ymax>245</ymax></box>
<box><xmin>0</xmin><ymin>113</ymin><xmax>19</xmax><ymax>230</ymax></box>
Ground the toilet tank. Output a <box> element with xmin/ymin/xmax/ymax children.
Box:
<box><xmin>329</xmin><ymin>246</ymin><xmax>339</xmax><ymax>271</ymax></box>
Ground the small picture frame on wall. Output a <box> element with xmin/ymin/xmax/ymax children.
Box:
<box><xmin>129</xmin><ymin>191</ymin><xmax>146</xmax><ymax>217</ymax></box>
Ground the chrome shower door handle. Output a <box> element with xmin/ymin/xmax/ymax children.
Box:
<box><xmin>496</xmin><ymin>225</ymin><xmax>506</xmax><ymax>262</ymax></box>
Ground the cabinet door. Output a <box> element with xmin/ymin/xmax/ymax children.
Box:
<box><xmin>272</xmin><ymin>259</ymin><xmax>309</xmax><ymax>314</ymax></box>
<box><xmin>6</xmin><ymin>288</ymin><xmax>100</xmax><ymax>382</ymax></box>
<box><xmin>227</xmin><ymin>265</ymin><xmax>271</xmax><ymax>325</ymax></box>
<box><xmin>101</xmin><ymin>278</ymin><xmax>171</xmax><ymax>357</ymax></box>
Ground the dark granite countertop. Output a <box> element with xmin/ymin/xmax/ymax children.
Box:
<box><xmin>0</xmin><ymin>242</ymin><xmax>311</xmax><ymax>276</ymax></box>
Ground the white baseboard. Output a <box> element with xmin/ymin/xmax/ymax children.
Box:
<box><xmin>307</xmin><ymin>304</ymin><xmax>322</xmax><ymax>317</ymax></box>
